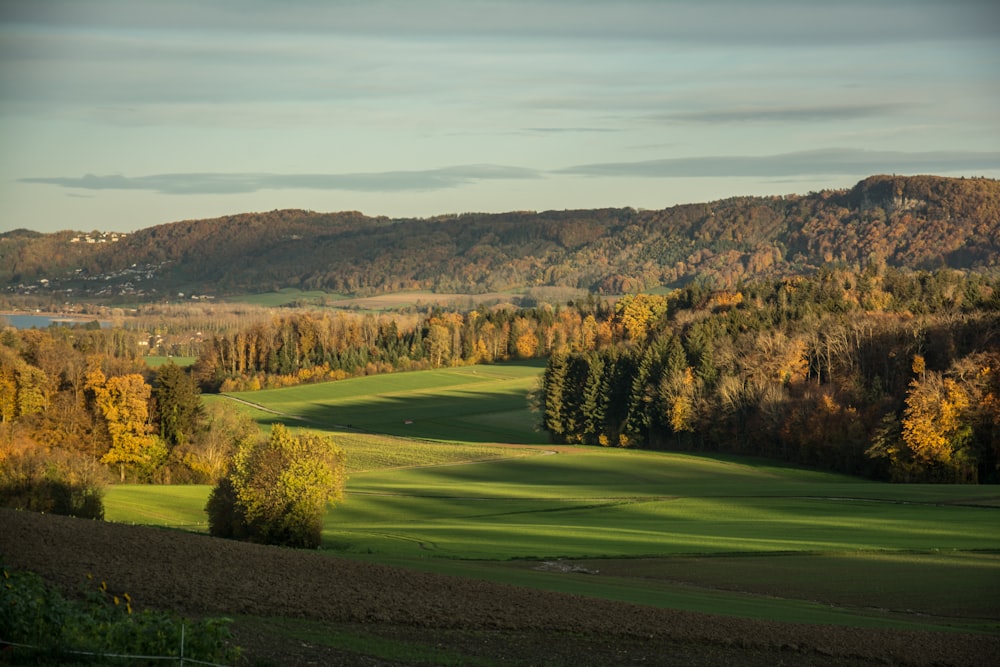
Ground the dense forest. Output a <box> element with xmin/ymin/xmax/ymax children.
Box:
<box><xmin>192</xmin><ymin>300</ymin><xmax>613</xmax><ymax>391</ymax></box>
<box><xmin>539</xmin><ymin>267</ymin><xmax>1000</xmax><ymax>483</ymax></box>
<box><xmin>3</xmin><ymin>175</ymin><xmax>999</xmax><ymax>299</ymax></box>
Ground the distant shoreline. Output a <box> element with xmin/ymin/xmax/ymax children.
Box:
<box><xmin>0</xmin><ymin>311</ymin><xmax>110</xmax><ymax>328</ymax></box>
<box><xmin>0</xmin><ymin>310</ymin><xmax>100</xmax><ymax>319</ymax></box>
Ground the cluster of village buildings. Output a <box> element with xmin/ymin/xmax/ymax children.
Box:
<box><xmin>69</xmin><ymin>231</ymin><xmax>128</xmax><ymax>244</ymax></box>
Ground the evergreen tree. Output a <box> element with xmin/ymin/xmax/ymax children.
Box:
<box><xmin>579</xmin><ymin>352</ymin><xmax>608</xmax><ymax>445</ymax></box>
<box><xmin>603</xmin><ymin>349</ymin><xmax>638</xmax><ymax>446</ymax></box>
<box><xmin>155</xmin><ymin>362</ymin><xmax>202</xmax><ymax>447</ymax></box>
<box><xmin>561</xmin><ymin>354</ymin><xmax>591</xmax><ymax>442</ymax></box>
<box><xmin>542</xmin><ymin>353</ymin><xmax>569</xmax><ymax>441</ymax></box>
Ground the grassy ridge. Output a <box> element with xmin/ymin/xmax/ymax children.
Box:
<box><xmin>226</xmin><ymin>361</ymin><xmax>547</xmax><ymax>443</ymax></box>
<box><xmin>105</xmin><ymin>362</ymin><xmax>1000</xmax><ymax>632</ymax></box>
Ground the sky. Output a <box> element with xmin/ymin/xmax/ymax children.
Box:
<box><xmin>1</xmin><ymin>0</ymin><xmax>999</xmax><ymax>234</ymax></box>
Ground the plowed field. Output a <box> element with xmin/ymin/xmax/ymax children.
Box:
<box><xmin>2</xmin><ymin>508</ymin><xmax>996</xmax><ymax>666</ymax></box>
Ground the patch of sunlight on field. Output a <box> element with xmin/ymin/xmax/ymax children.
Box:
<box><xmin>328</xmin><ymin>493</ymin><xmax>1000</xmax><ymax>561</ymax></box>
<box><xmin>229</xmin><ymin>288</ymin><xmax>341</xmax><ymax>307</ymax></box>
<box><xmin>334</xmin><ymin>451</ymin><xmax>1000</xmax><ymax>560</ymax></box>
<box><xmin>241</xmin><ymin>366</ymin><xmax>528</xmax><ymax>406</ymax></box>
<box><xmin>329</xmin><ymin>515</ymin><xmax>864</xmax><ymax>561</ymax></box>
<box><xmin>144</xmin><ymin>356</ymin><xmax>198</xmax><ymax>368</ymax></box>
<box><xmin>105</xmin><ymin>485</ymin><xmax>210</xmax><ymax>529</ymax></box>
<box><xmin>225</xmin><ymin>361</ymin><xmax>548</xmax><ymax>444</ymax></box>
<box><xmin>346</xmin><ymin>448</ymin><xmax>845</xmax><ymax>499</ymax></box>
<box><xmin>326</xmin><ymin>429</ymin><xmax>543</xmax><ymax>473</ymax></box>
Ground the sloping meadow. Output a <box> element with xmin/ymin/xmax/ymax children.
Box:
<box><xmin>103</xmin><ymin>362</ymin><xmax>1000</xmax><ymax>635</ymax></box>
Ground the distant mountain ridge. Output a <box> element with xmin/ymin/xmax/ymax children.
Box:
<box><xmin>3</xmin><ymin>175</ymin><xmax>999</xmax><ymax>299</ymax></box>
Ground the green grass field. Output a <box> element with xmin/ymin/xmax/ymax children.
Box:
<box><xmin>225</xmin><ymin>361</ymin><xmax>547</xmax><ymax>443</ymax></box>
<box><xmin>144</xmin><ymin>355</ymin><xmax>198</xmax><ymax>368</ymax></box>
<box><xmin>226</xmin><ymin>288</ymin><xmax>347</xmax><ymax>307</ymax></box>
<box><xmin>105</xmin><ymin>362</ymin><xmax>1000</xmax><ymax>633</ymax></box>
<box><xmin>226</xmin><ymin>287</ymin><xmax>530</xmax><ymax>311</ymax></box>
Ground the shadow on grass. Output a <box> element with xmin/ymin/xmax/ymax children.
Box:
<box><xmin>268</xmin><ymin>385</ymin><xmax>549</xmax><ymax>445</ymax></box>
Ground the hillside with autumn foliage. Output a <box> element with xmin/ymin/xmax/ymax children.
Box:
<box><xmin>3</xmin><ymin>175</ymin><xmax>999</xmax><ymax>300</ymax></box>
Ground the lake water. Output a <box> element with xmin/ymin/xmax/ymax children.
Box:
<box><xmin>1</xmin><ymin>313</ymin><xmax>110</xmax><ymax>329</ymax></box>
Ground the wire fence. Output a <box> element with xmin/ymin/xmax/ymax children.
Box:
<box><xmin>1</xmin><ymin>623</ymin><xmax>231</xmax><ymax>666</ymax></box>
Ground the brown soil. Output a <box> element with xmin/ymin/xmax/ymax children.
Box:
<box><xmin>2</xmin><ymin>508</ymin><xmax>996</xmax><ymax>666</ymax></box>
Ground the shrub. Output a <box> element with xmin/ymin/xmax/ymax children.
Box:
<box><xmin>0</xmin><ymin>448</ymin><xmax>105</xmax><ymax>520</ymax></box>
<box><xmin>204</xmin><ymin>476</ymin><xmax>249</xmax><ymax>540</ymax></box>
<box><xmin>206</xmin><ymin>424</ymin><xmax>346</xmax><ymax>548</ymax></box>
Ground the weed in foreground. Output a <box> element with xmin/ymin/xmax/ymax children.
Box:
<box><xmin>0</xmin><ymin>565</ymin><xmax>240</xmax><ymax>664</ymax></box>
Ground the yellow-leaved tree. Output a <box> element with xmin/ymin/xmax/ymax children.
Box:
<box><xmin>900</xmin><ymin>372</ymin><xmax>973</xmax><ymax>481</ymax></box>
<box><xmin>206</xmin><ymin>423</ymin><xmax>346</xmax><ymax>548</ymax></box>
<box><xmin>662</xmin><ymin>367</ymin><xmax>697</xmax><ymax>435</ymax></box>
<box><xmin>87</xmin><ymin>369</ymin><xmax>165</xmax><ymax>482</ymax></box>
<box><xmin>615</xmin><ymin>294</ymin><xmax>668</xmax><ymax>343</ymax></box>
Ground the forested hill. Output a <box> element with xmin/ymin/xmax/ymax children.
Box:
<box><xmin>4</xmin><ymin>174</ymin><xmax>999</xmax><ymax>298</ymax></box>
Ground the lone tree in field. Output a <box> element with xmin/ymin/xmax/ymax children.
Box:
<box><xmin>206</xmin><ymin>423</ymin><xmax>346</xmax><ymax>548</ymax></box>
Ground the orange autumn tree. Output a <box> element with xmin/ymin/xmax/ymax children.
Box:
<box><xmin>87</xmin><ymin>369</ymin><xmax>165</xmax><ymax>482</ymax></box>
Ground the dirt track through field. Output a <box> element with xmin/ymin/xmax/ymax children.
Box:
<box><xmin>219</xmin><ymin>394</ymin><xmax>309</xmax><ymax>421</ymax></box>
<box><xmin>2</xmin><ymin>508</ymin><xmax>997</xmax><ymax>666</ymax></box>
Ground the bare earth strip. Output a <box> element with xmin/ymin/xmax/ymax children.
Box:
<box><xmin>1</xmin><ymin>508</ymin><xmax>996</xmax><ymax>666</ymax></box>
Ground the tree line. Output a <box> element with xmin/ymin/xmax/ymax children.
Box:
<box><xmin>192</xmin><ymin>299</ymin><xmax>618</xmax><ymax>391</ymax></box>
<box><xmin>539</xmin><ymin>267</ymin><xmax>1000</xmax><ymax>483</ymax></box>
<box><xmin>0</xmin><ymin>324</ymin><xmax>257</xmax><ymax>518</ymax></box>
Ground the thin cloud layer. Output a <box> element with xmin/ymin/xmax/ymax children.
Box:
<box><xmin>661</xmin><ymin>104</ymin><xmax>913</xmax><ymax>125</ymax></box>
<box><xmin>3</xmin><ymin>0</ymin><xmax>998</xmax><ymax>45</ymax></box>
<box><xmin>22</xmin><ymin>165</ymin><xmax>542</xmax><ymax>195</ymax></box>
<box><xmin>23</xmin><ymin>150</ymin><xmax>1000</xmax><ymax>199</ymax></box>
<box><xmin>559</xmin><ymin>149</ymin><xmax>1000</xmax><ymax>179</ymax></box>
